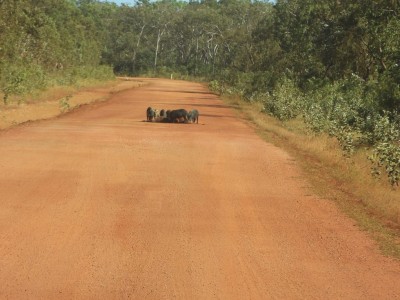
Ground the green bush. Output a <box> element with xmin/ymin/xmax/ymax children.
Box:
<box><xmin>59</xmin><ymin>95</ymin><xmax>72</xmax><ymax>113</ymax></box>
<box><xmin>1</xmin><ymin>63</ymin><xmax>49</xmax><ymax>105</ymax></box>
<box><xmin>208</xmin><ymin>80</ymin><xmax>224</xmax><ymax>95</ymax></box>
<box><xmin>0</xmin><ymin>63</ymin><xmax>114</xmax><ymax>105</ymax></box>
<box><xmin>365</xmin><ymin>111</ymin><xmax>400</xmax><ymax>145</ymax></box>
<box><xmin>329</xmin><ymin>123</ymin><xmax>359</xmax><ymax>157</ymax></box>
<box><xmin>369</xmin><ymin>142</ymin><xmax>400</xmax><ymax>187</ymax></box>
<box><xmin>366</xmin><ymin>112</ymin><xmax>400</xmax><ymax>186</ymax></box>
<box><xmin>262</xmin><ymin>78</ymin><xmax>303</xmax><ymax>121</ymax></box>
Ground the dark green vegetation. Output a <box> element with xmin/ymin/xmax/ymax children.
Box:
<box><xmin>0</xmin><ymin>0</ymin><xmax>115</xmax><ymax>104</ymax></box>
<box><xmin>1</xmin><ymin>0</ymin><xmax>400</xmax><ymax>185</ymax></box>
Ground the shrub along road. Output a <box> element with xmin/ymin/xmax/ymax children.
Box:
<box><xmin>0</xmin><ymin>78</ymin><xmax>399</xmax><ymax>299</ymax></box>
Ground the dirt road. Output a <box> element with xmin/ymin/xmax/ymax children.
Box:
<box><xmin>0</xmin><ymin>78</ymin><xmax>399</xmax><ymax>299</ymax></box>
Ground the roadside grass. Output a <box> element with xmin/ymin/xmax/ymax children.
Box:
<box><xmin>223</xmin><ymin>95</ymin><xmax>400</xmax><ymax>259</ymax></box>
<box><xmin>0</xmin><ymin>78</ymin><xmax>146</xmax><ymax>130</ymax></box>
<box><xmin>0</xmin><ymin>78</ymin><xmax>118</xmax><ymax>107</ymax></box>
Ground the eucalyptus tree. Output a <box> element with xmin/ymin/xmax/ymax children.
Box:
<box><xmin>217</xmin><ymin>0</ymin><xmax>268</xmax><ymax>72</ymax></box>
<box><xmin>77</xmin><ymin>0</ymin><xmax>118</xmax><ymax>65</ymax></box>
<box><xmin>150</xmin><ymin>0</ymin><xmax>179</xmax><ymax>71</ymax></box>
<box><xmin>104</xmin><ymin>2</ymin><xmax>153</xmax><ymax>74</ymax></box>
<box><xmin>359</xmin><ymin>0</ymin><xmax>400</xmax><ymax>110</ymax></box>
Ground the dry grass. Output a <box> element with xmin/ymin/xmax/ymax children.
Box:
<box><xmin>0</xmin><ymin>78</ymin><xmax>147</xmax><ymax>130</ymax></box>
<box><xmin>223</xmin><ymin>95</ymin><xmax>400</xmax><ymax>258</ymax></box>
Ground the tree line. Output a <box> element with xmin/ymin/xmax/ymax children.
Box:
<box><xmin>0</xmin><ymin>0</ymin><xmax>115</xmax><ymax>103</ymax></box>
<box><xmin>1</xmin><ymin>0</ymin><xmax>400</xmax><ymax>184</ymax></box>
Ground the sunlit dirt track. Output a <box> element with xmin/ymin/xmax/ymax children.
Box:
<box><xmin>0</xmin><ymin>78</ymin><xmax>399</xmax><ymax>299</ymax></box>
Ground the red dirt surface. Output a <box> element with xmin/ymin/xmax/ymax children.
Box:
<box><xmin>0</xmin><ymin>78</ymin><xmax>399</xmax><ymax>299</ymax></box>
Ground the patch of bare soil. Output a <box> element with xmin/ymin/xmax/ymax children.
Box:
<box><xmin>0</xmin><ymin>78</ymin><xmax>147</xmax><ymax>130</ymax></box>
<box><xmin>0</xmin><ymin>78</ymin><xmax>399</xmax><ymax>299</ymax></box>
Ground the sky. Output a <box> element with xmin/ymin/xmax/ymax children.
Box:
<box><xmin>102</xmin><ymin>0</ymin><xmax>275</xmax><ymax>5</ymax></box>
<box><xmin>104</xmin><ymin>0</ymin><xmax>133</xmax><ymax>5</ymax></box>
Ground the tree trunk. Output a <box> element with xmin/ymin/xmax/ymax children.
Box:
<box><xmin>154</xmin><ymin>28</ymin><xmax>162</xmax><ymax>71</ymax></box>
<box><xmin>132</xmin><ymin>24</ymin><xmax>146</xmax><ymax>73</ymax></box>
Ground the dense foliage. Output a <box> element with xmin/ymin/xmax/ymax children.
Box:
<box><xmin>1</xmin><ymin>0</ymin><xmax>400</xmax><ymax>184</ymax></box>
<box><xmin>0</xmin><ymin>0</ymin><xmax>115</xmax><ymax>104</ymax></box>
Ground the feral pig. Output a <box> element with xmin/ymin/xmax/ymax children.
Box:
<box><xmin>169</xmin><ymin>109</ymin><xmax>188</xmax><ymax>123</ymax></box>
<box><xmin>188</xmin><ymin>109</ymin><xmax>199</xmax><ymax>124</ymax></box>
<box><xmin>146</xmin><ymin>107</ymin><xmax>155</xmax><ymax>121</ymax></box>
<box><xmin>159</xmin><ymin>109</ymin><xmax>170</xmax><ymax>122</ymax></box>
<box><xmin>161</xmin><ymin>110</ymin><xmax>172</xmax><ymax>123</ymax></box>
